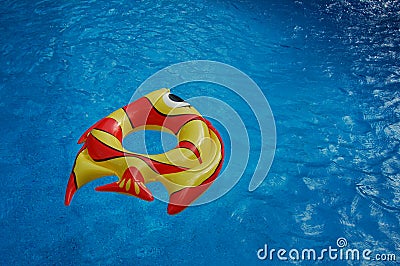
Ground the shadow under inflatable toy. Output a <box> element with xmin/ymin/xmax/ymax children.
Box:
<box><xmin>65</xmin><ymin>88</ymin><xmax>224</xmax><ymax>215</ymax></box>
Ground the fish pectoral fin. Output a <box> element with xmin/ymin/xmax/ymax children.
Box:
<box><xmin>95</xmin><ymin>181</ymin><xmax>154</xmax><ymax>202</ymax></box>
<box><xmin>95</xmin><ymin>168</ymin><xmax>154</xmax><ymax>202</ymax></box>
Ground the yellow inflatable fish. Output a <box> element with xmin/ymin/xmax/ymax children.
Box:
<box><xmin>65</xmin><ymin>88</ymin><xmax>224</xmax><ymax>214</ymax></box>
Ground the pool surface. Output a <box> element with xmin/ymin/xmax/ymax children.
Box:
<box><xmin>1</xmin><ymin>0</ymin><xmax>399</xmax><ymax>265</ymax></box>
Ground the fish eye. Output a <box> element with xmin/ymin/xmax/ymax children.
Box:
<box><xmin>168</xmin><ymin>93</ymin><xmax>184</xmax><ymax>102</ymax></box>
<box><xmin>162</xmin><ymin>92</ymin><xmax>190</xmax><ymax>108</ymax></box>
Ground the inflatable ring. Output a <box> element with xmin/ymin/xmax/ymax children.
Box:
<box><xmin>65</xmin><ymin>88</ymin><xmax>224</xmax><ymax>214</ymax></box>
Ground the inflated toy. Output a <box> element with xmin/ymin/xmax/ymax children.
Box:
<box><xmin>65</xmin><ymin>88</ymin><xmax>224</xmax><ymax>214</ymax></box>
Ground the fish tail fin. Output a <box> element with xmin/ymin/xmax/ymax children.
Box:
<box><xmin>65</xmin><ymin>146</ymin><xmax>114</xmax><ymax>205</ymax></box>
<box><xmin>167</xmin><ymin>183</ymin><xmax>213</xmax><ymax>215</ymax></box>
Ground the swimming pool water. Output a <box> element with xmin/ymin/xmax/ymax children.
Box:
<box><xmin>1</xmin><ymin>0</ymin><xmax>399</xmax><ymax>265</ymax></box>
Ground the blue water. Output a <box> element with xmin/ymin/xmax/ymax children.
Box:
<box><xmin>1</xmin><ymin>0</ymin><xmax>399</xmax><ymax>265</ymax></box>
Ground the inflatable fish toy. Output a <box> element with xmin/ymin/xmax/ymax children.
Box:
<box><xmin>65</xmin><ymin>88</ymin><xmax>224</xmax><ymax>214</ymax></box>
